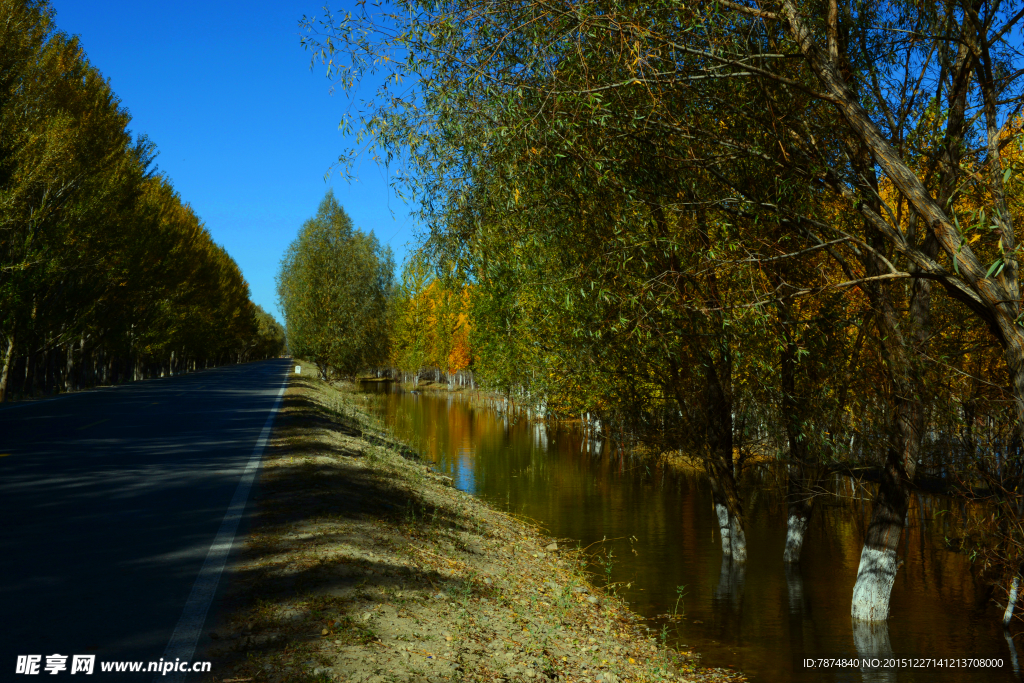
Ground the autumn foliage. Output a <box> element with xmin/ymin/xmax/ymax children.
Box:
<box><xmin>387</xmin><ymin>254</ymin><xmax>473</xmax><ymax>380</ymax></box>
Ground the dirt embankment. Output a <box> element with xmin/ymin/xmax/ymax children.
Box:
<box><xmin>199</xmin><ymin>367</ymin><xmax>738</xmax><ymax>683</ymax></box>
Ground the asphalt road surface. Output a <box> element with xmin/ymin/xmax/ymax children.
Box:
<box><xmin>0</xmin><ymin>359</ymin><xmax>291</xmax><ymax>680</ymax></box>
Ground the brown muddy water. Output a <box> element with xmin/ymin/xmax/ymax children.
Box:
<box><xmin>359</xmin><ymin>381</ymin><xmax>1021</xmax><ymax>682</ymax></box>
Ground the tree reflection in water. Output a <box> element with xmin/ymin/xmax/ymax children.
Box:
<box><xmin>852</xmin><ymin>619</ymin><xmax>895</xmax><ymax>683</ymax></box>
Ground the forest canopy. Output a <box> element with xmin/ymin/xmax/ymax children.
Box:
<box><xmin>0</xmin><ymin>0</ymin><xmax>285</xmax><ymax>402</ymax></box>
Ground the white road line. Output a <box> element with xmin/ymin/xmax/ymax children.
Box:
<box><xmin>155</xmin><ymin>367</ymin><xmax>289</xmax><ymax>683</ymax></box>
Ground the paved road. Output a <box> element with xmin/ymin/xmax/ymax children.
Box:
<box><xmin>0</xmin><ymin>359</ymin><xmax>291</xmax><ymax>680</ymax></box>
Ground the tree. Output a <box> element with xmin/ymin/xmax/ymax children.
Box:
<box><xmin>253</xmin><ymin>305</ymin><xmax>287</xmax><ymax>359</ymax></box>
<box><xmin>303</xmin><ymin>0</ymin><xmax>1024</xmax><ymax>623</ymax></box>
<box><xmin>0</xmin><ymin>0</ymin><xmax>272</xmax><ymax>400</ymax></box>
<box><xmin>388</xmin><ymin>252</ymin><xmax>435</xmax><ymax>379</ymax></box>
<box><xmin>276</xmin><ymin>190</ymin><xmax>394</xmax><ymax>379</ymax></box>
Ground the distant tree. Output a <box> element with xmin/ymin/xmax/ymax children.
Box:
<box><xmin>276</xmin><ymin>190</ymin><xmax>394</xmax><ymax>380</ymax></box>
<box><xmin>387</xmin><ymin>252</ymin><xmax>434</xmax><ymax>376</ymax></box>
<box><xmin>252</xmin><ymin>305</ymin><xmax>287</xmax><ymax>358</ymax></box>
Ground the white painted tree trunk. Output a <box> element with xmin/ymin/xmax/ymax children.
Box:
<box><xmin>851</xmin><ymin>546</ymin><xmax>901</xmax><ymax>621</ymax></box>
<box><xmin>1004</xmin><ymin>575</ymin><xmax>1020</xmax><ymax>628</ymax></box>
<box><xmin>783</xmin><ymin>512</ymin><xmax>809</xmax><ymax>564</ymax></box>
<box><xmin>732</xmin><ymin>517</ymin><xmax>747</xmax><ymax>562</ymax></box>
<box><xmin>716</xmin><ymin>503</ymin><xmax>732</xmax><ymax>557</ymax></box>
<box><xmin>715</xmin><ymin>504</ymin><xmax>747</xmax><ymax>562</ymax></box>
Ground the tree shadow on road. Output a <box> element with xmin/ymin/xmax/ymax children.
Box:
<box><xmin>200</xmin><ymin>375</ymin><xmax>483</xmax><ymax>683</ymax></box>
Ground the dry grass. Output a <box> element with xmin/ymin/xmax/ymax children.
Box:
<box><xmin>198</xmin><ymin>365</ymin><xmax>739</xmax><ymax>683</ymax></box>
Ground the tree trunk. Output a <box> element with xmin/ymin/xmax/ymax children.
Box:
<box><xmin>46</xmin><ymin>347</ymin><xmax>55</xmax><ymax>395</ymax></box>
<box><xmin>1004</xmin><ymin>574</ymin><xmax>1020</xmax><ymax>628</ymax></box>
<box><xmin>0</xmin><ymin>331</ymin><xmax>15</xmax><ymax>403</ymax></box>
<box><xmin>24</xmin><ymin>351</ymin><xmax>33</xmax><ymax>396</ymax></box>
<box><xmin>851</xmin><ymin>444</ymin><xmax>912</xmax><ymax>621</ymax></box>
<box><xmin>709</xmin><ymin>462</ymin><xmax>747</xmax><ymax>562</ymax></box>
<box><xmin>714</xmin><ymin>494</ymin><xmax>732</xmax><ymax>557</ymax></box>
<box><xmin>1004</xmin><ymin>333</ymin><xmax>1024</xmax><ymax>456</ymax></box>
<box><xmin>783</xmin><ymin>464</ymin><xmax>813</xmax><ymax>564</ymax></box>
<box><xmin>77</xmin><ymin>337</ymin><xmax>86</xmax><ymax>389</ymax></box>
<box><xmin>849</xmin><ymin>256</ymin><xmax>922</xmax><ymax>621</ymax></box>
<box><xmin>843</xmin><ymin>120</ymin><xmax>926</xmax><ymax>622</ymax></box>
<box><xmin>780</xmin><ymin>326</ymin><xmax>814</xmax><ymax>564</ymax></box>
<box><xmin>701</xmin><ymin>347</ymin><xmax>747</xmax><ymax>562</ymax></box>
<box><xmin>64</xmin><ymin>343</ymin><xmax>72</xmax><ymax>392</ymax></box>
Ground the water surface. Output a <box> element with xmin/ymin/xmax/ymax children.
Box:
<box><xmin>361</xmin><ymin>383</ymin><xmax>1019</xmax><ymax>682</ymax></box>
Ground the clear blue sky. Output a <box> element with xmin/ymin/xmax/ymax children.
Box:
<box><xmin>49</xmin><ymin>1</ymin><xmax>419</xmax><ymax>323</ymax></box>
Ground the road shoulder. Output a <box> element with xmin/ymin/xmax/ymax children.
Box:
<box><xmin>199</xmin><ymin>369</ymin><xmax>733</xmax><ymax>683</ymax></box>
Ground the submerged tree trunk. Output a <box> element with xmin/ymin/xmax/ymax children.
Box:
<box><xmin>845</xmin><ymin>138</ymin><xmax>927</xmax><ymax>621</ymax></box>
<box><xmin>783</xmin><ymin>466</ymin><xmax>813</xmax><ymax>564</ymax></box>
<box><xmin>702</xmin><ymin>355</ymin><xmax>747</xmax><ymax>563</ymax></box>
<box><xmin>851</xmin><ymin>441</ymin><xmax>913</xmax><ymax>621</ymax></box>
<box><xmin>713</xmin><ymin>493</ymin><xmax>732</xmax><ymax>557</ymax></box>
<box><xmin>708</xmin><ymin>454</ymin><xmax>747</xmax><ymax>562</ymax></box>
<box><xmin>780</xmin><ymin>328</ymin><xmax>814</xmax><ymax>564</ymax></box>
<box><xmin>1004</xmin><ymin>574</ymin><xmax>1020</xmax><ymax>628</ymax></box>
<box><xmin>849</xmin><ymin>266</ymin><xmax>926</xmax><ymax>621</ymax></box>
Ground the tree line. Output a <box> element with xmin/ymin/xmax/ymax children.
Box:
<box><xmin>0</xmin><ymin>0</ymin><xmax>285</xmax><ymax>403</ymax></box>
<box><xmin>388</xmin><ymin>252</ymin><xmax>473</xmax><ymax>386</ymax></box>
<box><xmin>294</xmin><ymin>0</ymin><xmax>1024</xmax><ymax>626</ymax></box>
<box><xmin>277</xmin><ymin>192</ymin><xmax>479</xmax><ymax>388</ymax></box>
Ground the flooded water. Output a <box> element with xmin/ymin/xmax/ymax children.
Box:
<box><xmin>360</xmin><ymin>382</ymin><xmax>1021</xmax><ymax>681</ymax></box>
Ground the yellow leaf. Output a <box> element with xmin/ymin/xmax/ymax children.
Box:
<box><xmin>969</xmin><ymin>233</ymin><xmax>982</xmax><ymax>244</ymax></box>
